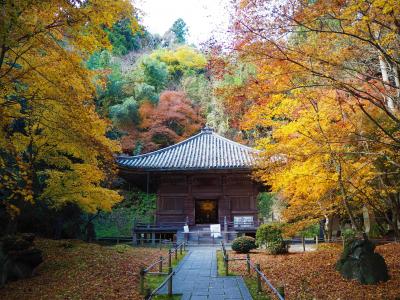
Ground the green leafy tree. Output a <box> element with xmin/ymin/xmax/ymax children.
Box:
<box><xmin>170</xmin><ymin>18</ymin><xmax>188</xmax><ymax>44</ymax></box>
<box><xmin>134</xmin><ymin>56</ymin><xmax>169</xmax><ymax>94</ymax></box>
<box><xmin>299</xmin><ymin>224</ymin><xmax>320</xmax><ymax>238</ymax></box>
<box><xmin>134</xmin><ymin>83</ymin><xmax>158</xmax><ymax>104</ymax></box>
<box><xmin>87</xmin><ymin>50</ymin><xmax>112</xmax><ymax>70</ymax></box>
<box><xmin>109</xmin><ymin>97</ymin><xmax>139</xmax><ymax>127</ymax></box>
<box><xmin>107</xmin><ymin>19</ymin><xmax>155</xmax><ymax>55</ymax></box>
<box><xmin>258</xmin><ymin>192</ymin><xmax>274</xmax><ymax>222</ymax></box>
<box><xmin>181</xmin><ymin>74</ymin><xmax>212</xmax><ymax>108</ymax></box>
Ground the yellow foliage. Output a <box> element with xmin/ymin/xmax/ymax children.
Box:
<box><xmin>42</xmin><ymin>164</ymin><xmax>121</xmax><ymax>213</ymax></box>
<box><xmin>0</xmin><ymin>0</ymin><xmax>136</xmax><ymax>214</ymax></box>
<box><xmin>150</xmin><ymin>46</ymin><xmax>207</xmax><ymax>75</ymax></box>
<box><xmin>226</xmin><ymin>0</ymin><xmax>400</xmax><ymax>234</ymax></box>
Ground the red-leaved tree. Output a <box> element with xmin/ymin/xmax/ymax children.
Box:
<box><xmin>136</xmin><ymin>91</ymin><xmax>204</xmax><ymax>153</ymax></box>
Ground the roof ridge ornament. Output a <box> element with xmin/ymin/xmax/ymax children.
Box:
<box><xmin>201</xmin><ymin>125</ymin><xmax>214</xmax><ymax>133</ymax></box>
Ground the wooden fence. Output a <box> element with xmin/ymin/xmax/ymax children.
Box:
<box><xmin>139</xmin><ymin>241</ymin><xmax>186</xmax><ymax>299</ymax></box>
<box><xmin>221</xmin><ymin>241</ymin><xmax>285</xmax><ymax>300</ymax></box>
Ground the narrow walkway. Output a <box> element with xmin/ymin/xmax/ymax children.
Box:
<box><xmin>159</xmin><ymin>247</ymin><xmax>252</xmax><ymax>300</ymax></box>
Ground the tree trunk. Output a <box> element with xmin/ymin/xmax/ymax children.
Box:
<box><xmin>5</xmin><ymin>218</ymin><xmax>18</xmax><ymax>235</ymax></box>
<box><xmin>362</xmin><ymin>206</ymin><xmax>376</xmax><ymax>235</ymax></box>
<box><xmin>391</xmin><ymin>204</ymin><xmax>400</xmax><ymax>239</ymax></box>
<box><xmin>53</xmin><ymin>216</ymin><xmax>63</xmax><ymax>240</ymax></box>
<box><xmin>379</xmin><ymin>55</ymin><xmax>395</xmax><ymax>111</ymax></box>
<box><xmin>86</xmin><ymin>221</ymin><xmax>96</xmax><ymax>242</ymax></box>
<box><xmin>325</xmin><ymin>215</ymin><xmax>333</xmax><ymax>242</ymax></box>
<box><xmin>339</xmin><ymin>179</ymin><xmax>362</xmax><ymax>232</ymax></box>
<box><xmin>393</xmin><ymin>63</ymin><xmax>400</xmax><ymax>100</ymax></box>
<box><xmin>84</xmin><ymin>213</ymin><xmax>99</xmax><ymax>242</ymax></box>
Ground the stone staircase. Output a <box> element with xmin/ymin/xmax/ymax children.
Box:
<box><xmin>177</xmin><ymin>225</ymin><xmax>238</xmax><ymax>245</ymax></box>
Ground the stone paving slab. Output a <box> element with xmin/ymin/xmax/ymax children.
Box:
<box><xmin>158</xmin><ymin>247</ymin><xmax>252</xmax><ymax>299</ymax></box>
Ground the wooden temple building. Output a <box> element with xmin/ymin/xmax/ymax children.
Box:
<box><xmin>117</xmin><ymin>126</ymin><xmax>262</xmax><ymax>243</ymax></box>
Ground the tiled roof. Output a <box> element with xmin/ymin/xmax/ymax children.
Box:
<box><xmin>117</xmin><ymin>127</ymin><xmax>258</xmax><ymax>171</ymax></box>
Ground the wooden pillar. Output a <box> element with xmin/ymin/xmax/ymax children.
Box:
<box><xmin>224</xmin><ymin>216</ymin><xmax>228</xmax><ymax>232</ymax></box>
<box><xmin>224</xmin><ymin>216</ymin><xmax>228</xmax><ymax>243</ymax></box>
<box><xmin>256</xmin><ymin>263</ymin><xmax>262</xmax><ymax>292</ymax></box>
<box><xmin>246</xmin><ymin>253</ymin><xmax>250</xmax><ymax>274</ymax></box>
<box><xmin>278</xmin><ymin>286</ymin><xmax>285</xmax><ymax>299</ymax></box>
<box><xmin>139</xmin><ymin>267</ymin><xmax>145</xmax><ymax>294</ymax></box>
<box><xmin>187</xmin><ymin>175</ymin><xmax>193</xmax><ymax>226</ymax></box>
<box><xmin>168</xmin><ymin>267</ymin><xmax>173</xmax><ymax>296</ymax></box>
<box><xmin>132</xmin><ymin>220</ymin><xmax>137</xmax><ymax>245</ymax></box>
<box><xmin>222</xmin><ymin>175</ymin><xmax>229</xmax><ymax>226</ymax></box>
<box><xmin>225</xmin><ymin>253</ymin><xmax>229</xmax><ymax>276</ymax></box>
<box><xmin>132</xmin><ymin>232</ymin><xmax>137</xmax><ymax>246</ymax></box>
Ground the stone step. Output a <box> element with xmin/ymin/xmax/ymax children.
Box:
<box><xmin>177</xmin><ymin>231</ymin><xmax>239</xmax><ymax>244</ymax></box>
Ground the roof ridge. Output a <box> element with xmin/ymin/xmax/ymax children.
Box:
<box><xmin>117</xmin><ymin>130</ymin><xmax>206</xmax><ymax>160</ymax></box>
<box><xmin>117</xmin><ymin>130</ymin><xmax>257</xmax><ymax>162</ymax></box>
<box><xmin>117</xmin><ymin>129</ymin><xmax>259</xmax><ymax>170</ymax></box>
<box><xmin>211</xmin><ymin>132</ymin><xmax>258</xmax><ymax>152</ymax></box>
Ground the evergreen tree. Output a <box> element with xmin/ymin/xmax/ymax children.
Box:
<box><xmin>170</xmin><ymin>18</ymin><xmax>188</xmax><ymax>44</ymax></box>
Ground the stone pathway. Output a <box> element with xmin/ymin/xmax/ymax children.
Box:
<box><xmin>159</xmin><ymin>247</ymin><xmax>252</xmax><ymax>300</ymax></box>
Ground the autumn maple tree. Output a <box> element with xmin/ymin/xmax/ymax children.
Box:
<box><xmin>136</xmin><ymin>91</ymin><xmax>204</xmax><ymax>152</ymax></box>
<box><xmin>0</xmin><ymin>0</ymin><xmax>137</xmax><ymax>219</ymax></box>
<box><xmin>223</xmin><ymin>0</ymin><xmax>400</xmax><ymax>236</ymax></box>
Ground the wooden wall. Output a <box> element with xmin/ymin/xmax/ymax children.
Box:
<box><xmin>156</xmin><ymin>172</ymin><xmax>259</xmax><ymax>225</ymax></box>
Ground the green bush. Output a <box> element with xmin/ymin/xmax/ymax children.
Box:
<box><xmin>341</xmin><ymin>228</ymin><xmax>356</xmax><ymax>246</ymax></box>
<box><xmin>256</xmin><ymin>223</ymin><xmax>288</xmax><ymax>254</ymax></box>
<box><xmin>94</xmin><ymin>188</ymin><xmax>156</xmax><ymax>238</ymax></box>
<box><xmin>231</xmin><ymin>236</ymin><xmax>257</xmax><ymax>253</ymax></box>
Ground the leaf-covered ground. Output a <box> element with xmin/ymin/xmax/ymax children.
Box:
<box><xmin>227</xmin><ymin>243</ymin><xmax>400</xmax><ymax>300</ymax></box>
<box><xmin>0</xmin><ymin>239</ymin><xmax>167</xmax><ymax>300</ymax></box>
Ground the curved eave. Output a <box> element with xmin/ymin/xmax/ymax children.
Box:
<box><xmin>116</xmin><ymin>129</ymin><xmax>260</xmax><ymax>171</ymax></box>
<box><xmin>117</xmin><ymin>165</ymin><xmax>255</xmax><ymax>173</ymax></box>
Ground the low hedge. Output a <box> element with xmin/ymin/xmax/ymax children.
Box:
<box><xmin>231</xmin><ymin>236</ymin><xmax>257</xmax><ymax>253</ymax></box>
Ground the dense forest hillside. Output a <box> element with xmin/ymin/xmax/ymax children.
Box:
<box><xmin>86</xmin><ymin>17</ymin><xmax>238</xmax><ymax>156</ymax></box>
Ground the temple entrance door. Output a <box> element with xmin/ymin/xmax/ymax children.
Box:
<box><xmin>195</xmin><ymin>199</ymin><xmax>218</xmax><ymax>224</ymax></box>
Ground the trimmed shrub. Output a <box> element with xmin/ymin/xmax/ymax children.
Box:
<box><xmin>256</xmin><ymin>223</ymin><xmax>288</xmax><ymax>254</ymax></box>
<box><xmin>231</xmin><ymin>236</ymin><xmax>257</xmax><ymax>253</ymax></box>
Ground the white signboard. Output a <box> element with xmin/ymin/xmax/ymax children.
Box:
<box><xmin>234</xmin><ymin>216</ymin><xmax>253</xmax><ymax>228</ymax></box>
<box><xmin>210</xmin><ymin>224</ymin><xmax>221</xmax><ymax>238</ymax></box>
<box><xmin>183</xmin><ymin>225</ymin><xmax>189</xmax><ymax>233</ymax></box>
